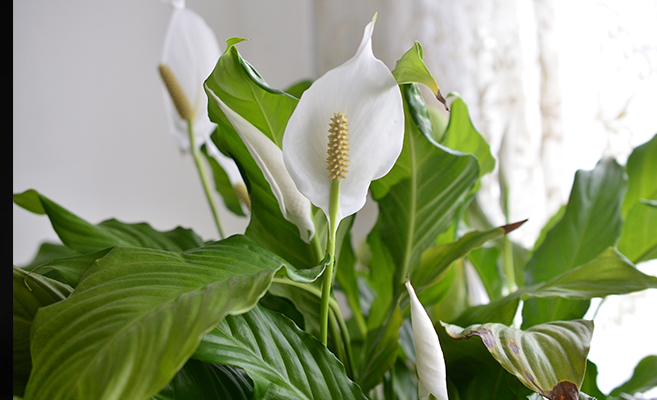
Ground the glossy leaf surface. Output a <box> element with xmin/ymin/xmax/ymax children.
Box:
<box><xmin>206</xmin><ymin>43</ymin><xmax>319</xmax><ymax>268</ymax></box>
<box><xmin>621</xmin><ymin>133</ymin><xmax>657</xmax><ymax>218</ymax></box>
<box><xmin>24</xmin><ymin>236</ymin><xmax>297</xmax><ymax>400</ymax></box>
<box><xmin>156</xmin><ymin>360</ymin><xmax>253</xmax><ymax>400</ymax></box>
<box><xmin>412</xmin><ymin>221</ymin><xmax>525</xmax><ymax>289</ymax></box>
<box><xmin>523</xmin><ymin>158</ymin><xmax>627</xmax><ymax>327</ymax></box>
<box><xmin>194</xmin><ymin>305</ymin><xmax>368</xmax><ymax>400</ymax></box>
<box><xmin>370</xmin><ymin>83</ymin><xmax>479</xmax><ymax>289</ymax></box>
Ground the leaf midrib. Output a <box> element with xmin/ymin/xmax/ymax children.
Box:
<box><xmin>401</xmin><ymin>127</ymin><xmax>419</xmax><ymax>279</ymax></box>
<box><xmin>218</xmin><ymin>319</ymin><xmax>312</xmax><ymax>400</ymax></box>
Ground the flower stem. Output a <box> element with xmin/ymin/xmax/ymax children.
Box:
<box><xmin>320</xmin><ymin>178</ymin><xmax>341</xmax><ymax>345</ymax></box>
<box><xmin>187</xmin><ymin>120</ymin><xmax>225</xmax><ymax>239</ymax></box>
<box><xmin>503</xmin><ymin>235</ymin><xmax>516</xmax><ymax>293</ymax></box>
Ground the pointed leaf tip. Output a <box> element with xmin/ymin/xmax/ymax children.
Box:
<box><xmin>503</xmin><ymin>219</ymin><xmax>528</xmax><ymax>235</ymax></box>
<box><xmin>436</xmin><ymin>90</ymin><xmax>449</xmax><ymax>111</ymax></box>
<box><xmin>224</xmin><ymin>37</ymin><xmax>250</xmax><ymax>54</ymax></box>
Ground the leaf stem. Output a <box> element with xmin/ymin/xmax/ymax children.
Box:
<box><xmin>320</xmin><ymin>179</ymin><xmax>341</xmax><ymax>345</ymax></box>
<box><xmin>503</xmin><ymin>235</ymin><xmax>516</xmax><ymax>293</ymax></box>
<box><xmin>188</xmin><ymin>120</ymin><xmax>225</xmax><ymax>239</ymax></box>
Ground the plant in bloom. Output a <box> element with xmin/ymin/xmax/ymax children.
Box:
<box><xmin>406</xmin><ymin>279</ymin><xmax>449</xmax><ymax>400</ymax></box>
<box><xmin>281</xmin><ymin>14</ymin><xmax>405</xmax><ymax>345</ymax></box>
<box><xmin>15</xmin><ymin>3</ymin><xmax>657</xmax><ymax>398</ymax></box>
<box><xmin>282</xmin><ymin>15</ymin><xmax>405</xmax><ymax>232</ymax></box>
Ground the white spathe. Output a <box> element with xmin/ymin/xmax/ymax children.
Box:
<box><xmin>161</xmin><ymin>0</ymin><xmax>241</xmax><ymax>182</ymax></box>
<box><xmin>282</xmin><ymin>16</ymin><xmax>404</xmax><ymax>229</ymax></box>
<box><xmin>406</xmin><ymin>280</ymin><xmax>449</xmax><ymax>400</ymax></box>
<box><xmin>205</xmin><ymin>86</ymin><xmax>315</xmax><ymax>242</ymax></box>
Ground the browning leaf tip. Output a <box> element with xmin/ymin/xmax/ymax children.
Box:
<box><xmin>502</xmin><ymin>219</ymin><xmax>528</xmax><ymax>235</ymax></box>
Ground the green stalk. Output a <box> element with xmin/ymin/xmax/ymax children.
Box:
<box><xmin>272</xmin><ymin>277</ymin><xmax>354</xmax><ymax>377</ymax></box>
<box><xmin>311</xmin><ymin>230</ymin><xmax>324</xmax><ymax>265</ymax></box>
<box><xmin>503</xmin><ymin>234</ymin><xmax>516</xmax><ymax>293</ymax></box>
<box><xmin>187</xmin><ymin>120</ymin><xmax>225</xmax><ymax>239</ymax></box>
<box><xmin>320</xmin><ymin>179</ymin><xmax>341</xmax><ymax>345</ymax></box>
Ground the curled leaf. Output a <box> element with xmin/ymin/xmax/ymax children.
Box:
<box><xmin>443</xmin><ymin>319</ymin><xmax>593</xmax><ymax>400</ymax></box>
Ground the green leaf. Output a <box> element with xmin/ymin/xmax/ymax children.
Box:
<box><xmin>453</xmin><ymin>290</ymin><xmax>521</xmax><ymax>327</ymax></box>
<box><xmin>523</xmin><ymin>158</ymin><xmax>627</xmax><ymax>327</ymax></box>
<box><xmin>224</xmin><ymin>37</ymin><xmax>249</xmax><ymax>51</ymax></box>
<box><xmin>206</xmin><ymin>40</ymin><xmax>297</xmax><ymax>147</ymax></box>
<box><xmin>527</xmin><ymin>248</ymin><xmax>657</xmax><ymax>300</ymax></box>
<box><xmin>438</xmin><ymin>321</ymin><xmax>531</xmax><ymax>400</ymax></box>
<box><xmin>356</xmin><ymin>308</ymin><xmax>403</xmax><ymax>392</ymax></box>
<box><xmin>391</xmin><ymin>358</ymin><xmax>419</xmax><ymax>400</ymax></box>
<box><xmin>193</xmin><ymin>305</ymin><xmax>368</xmax><ymax>400</ymax></box>
<box><xmin>531</xmin><ymin>205</ymin><xmax>566</xmax><ymax>256</ymax></box>
<box><xmin>201</xmin><ymin>144</ymin><xmax>246</xmax><ymax>216</ymax></box>
<box><xmin>370</xmin><ymin>83</ymin><xmax>479</xmax><ymax>290</ymax></box>
<box><xmin>265</xmin><ymin>278</ymin><xmax>353</xmax><ymax>377</ymax></box>
<box><xmin>428</xmin><ymin>105</ymin><xmax>449</xmax><ymax>142</ymax></box>
<box><xmin>454</xmin><ymin>247</ymin><xmax>657</xmax><ymax>328</ymax></box>
<box><xmin>441</xmin><ymin>95</ymin><xmax>496</xmax><ymax>178</ymax></box>
<box><xmin>365</xmin><ymin>221</ymin><xmax>397</xmax><ymax>330</ymax></box>
<box><xmin>622</xmin><ymin>133</ymin><xmax>657</xmax><ymax>218</ymax></box>
<box><xmin>13</xmin><ymin>189</ymin><xmax>46</xmax><ymax>214</ymax></box>
<box><xmin>13</xmin><ymin>266</ymin><xmax>72</xmax><ymax>396</ymax></box>
<box><xmin>392</xmin><ymin>41</ymin><xmax>447</xmax><ymax>108</ymax></box>
<box><xmin>525</xmin><ymin>158</ymin><xmax>627</xmax><ymax>282</ymax></box>
<box><xmin>618</xmin><ymin>200</ymin><xmax>657</xmax><ymax>263</ymax></box>
<box><xmin>20</xmin><ymin>242</ymin><xmax>77</xmax><ymax>270</ymax></box>
<box><xmin>468</xmin><ymin>246</ymin><xmax>504</xmax><ymax>301</ymax></box>
<box><xmin>22</xmin><ymin>249</ymin><xmax>112</xmax><ymax>288</ymax></box>
<box><xmin>443</xmin><ymin>319</ymin><xmax>594</xmax><ymax>400</ymax></box>
<box><xmin>428</xmin><ymin>260</ymin><xmax>471</xmax><ymax>323</ymax></box>
<box><xmin>334</xmin><ymin>223</ymin><xmax>367</xmax><ymax>337</ymax></box>
<box><xmin>24</xmin><ymin>236</ymin><xmax>298</xmax><ymax>400</ymax></box>
<box><xmin>13</xmin><ymin>190</ymin><xmax>205</xmax><ymax>254</ymax></box>
<box><xmin>157</xmin><ymin>360</ymin><xmax>253</xmax><ymax>400</ymax></box>
<box><xmin>456</xmin><ymin>368</ymin><xmax>532</xmax><ymax>400</ymax></box>
<box><xmin>284</xmin><ymin>79</ymin><xmax>313</xmax><ymax>98</ymax></box>
<box><xmin>609</xmin><ymin>355</ymin><xmax>657</xmax><ymax>397</ymax></box>
<box><xmin>411</xmin><ymin>221</ymin><xmax>526</xmax><ymax>289</ymax></box>
<box><xmin>206</xmin><ymin>44</ymin><xmax>318</xmax><ymax>270</ymax></box>
<box><xmin>580</xmin><ymin>360</ymin><xmax>606</xmax><ymax>400</ymax></box>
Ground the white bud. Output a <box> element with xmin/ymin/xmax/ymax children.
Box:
<box><xmin>406</xmin><ymin>279</ymin><xmax>449</xmax><ymax>400</ymax></box>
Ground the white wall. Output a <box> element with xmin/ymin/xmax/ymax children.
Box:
<box><xmin>13</xmin><ymin>0</ymin><xmax>315</xmax><ymax>265</ymax></box>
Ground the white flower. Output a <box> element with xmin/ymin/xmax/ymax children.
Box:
<box><xmin>282</xmin><ymin>15</ymin><xmax>404</xmax><ymax>230</ymax></box>
<box><xmin>406</xmin><ymin>279</ymin><xmax>449</xmax><ymax>400</ymax></box>
<box><xmin>160</xmin><ymin>0</ymin><xmax>240</xmax><ymax>183</ymax></box>
<box><xmin>205</xmin><ymin>87</ymin><xmax>315</xmax><ymax>242</ymax></box>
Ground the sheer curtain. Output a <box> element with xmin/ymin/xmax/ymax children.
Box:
<box><xmin>314</xmin><ymin>0</ymin><xmax>657</xmax><ymax>394</ymax></box>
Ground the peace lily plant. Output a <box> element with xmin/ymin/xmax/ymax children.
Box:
<box><xmin>13</xmin><ymin>3</ymin><xmax>657</xmax><ymax>400</ymax></box>
<box><xmin>282</xmin><ymin>15</ymin><xmax>404</xmax><ymax>345</ymax></box>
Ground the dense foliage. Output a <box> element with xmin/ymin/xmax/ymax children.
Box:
<box><xmin>13</xmin><ymin>10</ymin><xmax>657</xmax><ymax>400</ymax></box>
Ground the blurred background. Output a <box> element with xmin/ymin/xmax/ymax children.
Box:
<box><xmin>13</xmin><ymin>0</ymin><xmax>657</xmax><ymax>396</ymax></box>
